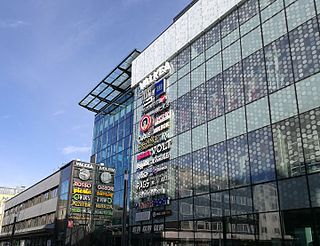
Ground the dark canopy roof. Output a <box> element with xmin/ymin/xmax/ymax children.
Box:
<box><xmin>79</xmin><ymin>50</ymin><xmax>140</xmax><ymax>114</ymax></box>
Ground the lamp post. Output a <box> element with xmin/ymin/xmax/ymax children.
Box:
<box><xmin>121</xmin><ymin>170</ymin><xmax>128</xmax><ymax>246</ymax></box>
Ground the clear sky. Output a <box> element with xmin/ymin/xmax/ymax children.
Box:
<box><xmin>0</xmin><ymin>0</ymin><xmax>191</xmax><ymax>188</ymax></box>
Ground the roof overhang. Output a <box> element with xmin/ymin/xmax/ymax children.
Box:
<box><xmin>79</xmin><ymin>49</ymin><xmax>140</xmax><ymax>115</ymax></box>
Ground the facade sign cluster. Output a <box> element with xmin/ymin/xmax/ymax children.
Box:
<box><xmin>133</xmin><ymin>62</ymin><xmax>173</xmax><ymax>224</ymax></box>
<box><xmin>69</xmin><ymin>161</ymin><xmax>115</xmax><ymax>225</ymax></box>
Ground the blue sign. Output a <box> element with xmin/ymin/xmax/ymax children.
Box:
<box><xmin>155</xmin><ymin>79</ymin><xmax>165</xmax><ymax>97</ymax></box>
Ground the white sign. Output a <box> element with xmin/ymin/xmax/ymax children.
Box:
<box><xmin>139</xmin><ymin>62</ymin><xmax>171</xmax><ymax>90</ymax></box>
<box><xmin>155</xmin><ymin>111</ymin><xmax>171</xmax><ymax>126</ymax></box>
<box><xmin>135</xmin><ymin>211</ymin><xmax>151</xmax><ymax>222</ymax></box>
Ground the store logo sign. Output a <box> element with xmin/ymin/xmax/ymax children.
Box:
<box><xmin>137</xmin><ymin>150</ymin><xmax>152</xmax><ymax>161</ymax></box>
<box><xmin>154</xmin><ymin>111</ymin><xmax>170</xmax><ymax>126</ymax></box>
<box><xmin>140</xmin><ymin>115</ymin><xmax>152</xmax><ymax>133</ymax></box>
<box><xmin>139</xmin><ymin>62</ymin><xmax>171</xmax><ymax>90</ymax></box>
<box><xmin>155</xmin><ymin>79</ymin><xmax>165</xmax><ymax>97</ymax></box>
<box><xmin>135</xmin><ymin>211</ymin><xmax>151</xmax><ymax>222</ymax></box>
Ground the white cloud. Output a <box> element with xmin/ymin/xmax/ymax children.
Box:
<box><xmin>52</xmin><ymin>110</ymin><xmax>65</xmax><ymax>116</ymax></box>
<box><xmin>62</xmin><ymin>146</ymin><xmax>91</xmax><ymax>155</ymax></box>
<box><xmin>0</xmin><ymin>20</ymin><xmax>29</xmax><ymax>28</ymax></box>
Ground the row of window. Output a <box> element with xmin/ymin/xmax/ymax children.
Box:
<box><xmin>1</xmin><ymin>212</ymin><xmax>55</xmax><ymax>234</ymax></box>
<box><xmin>4</xmin><ymin>187</ymin><xmax>58</xmax><ymax>218</ymax></box>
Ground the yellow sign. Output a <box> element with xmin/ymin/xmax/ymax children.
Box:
<box><xmin>73</xmin><ymin>188</ymin><xmax>92</xmax><ymax>195</ymax></box>
<box><xmin>71</xmin><ymin>200</ymin><xmax>91</xmax><ymax>207</ymax></box>
<box><xmin>96</xmin><ymin>191</ymin><xmax>113</xmax><ymax>197</ymax></box>
<box><xmin>96</xmin><ymin>203</ymin><xmax>113</xmax><ymax>209</ymax></box>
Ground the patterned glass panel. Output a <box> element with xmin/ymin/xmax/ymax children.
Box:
<box><xmin>178</xmin><ymin>153</ymin><xmax>193</xmax><ymax>198</ymax></box>
<box><xmin>264</xmin><ymin>34</ymin><xmax>294</xmax><ymax>92</ymax></box>
<box><xmin>224</xmin><ymin>62</ymin><xmax>244</xmax><ymax>112</ymax></box>
<box><xmin>248</xmin><ymin>126</ymin><xmax>276</xmax><ymax>184</ymax></box>
<box><xmin>300</xmin><ymin>108</ymin><xmax>320</xmax><ymax>173</ymax></box>
<box><xmin>209</xmin><ymin>142</ymin><xmax>228</xmax><ymax>191</ymax></box>
<box><xmin>227</xmin><ymin>135</ymin><xmax>250</xmax><ymax>188</ymax></box>
<box><xmin>206</xmin><ymin>74</ymin><xmax>224</xmax><ymax>121</ymax></box>
<box><xmin>193</xmin><ymin>148</ymin><xmax>210</xmax><ymax>195</ymax></box>
<box><xmin>289</xmin><ymin>17</ymin><xmax>320</xmax><ymax>81</ymax></box>
<box><xmin>242</xmin><ymin>49</ymin><xmax>267</xmax><ymax>103</ymax></box>
<box><xmin>273</xmin><ymin>116</ymin><xmax>305</xmax><ymax>178</ymax></box>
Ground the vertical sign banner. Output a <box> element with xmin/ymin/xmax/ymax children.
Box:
<box><xmin>94</xmin><ymin>166</ymin><xmax>115</xmax><ymax>225</ymax></box>
<box><xmin>133</xmin><ymin>61</ymin><xmax>172</xmax><ymax>233</ymax></box>
<box><xmin>68</xmin><ymin>161</ymin><xmax>114</xmax><ymax>227</ymax></box>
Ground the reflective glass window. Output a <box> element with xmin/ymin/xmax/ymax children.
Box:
<box><xmin>273</xmin><ymin>116</ymin><xmax>305</xmax><ymax>178</ymax></box>
<box><xmin>253</xmin><ymin>182</ymin><xmax>279</xmax><ymax>212</ymax></box>
<box><xmin>191</xmin><ymin>84</ymin><xmax>207</xmax><ymax>127</ymax></box>
<box><xmin>264</xmin><ymin>34</ymin><xmax>294</xmax><ymax>93</ymax></box>
<box><xmin>194</xmin><ymin>194</ymin><xmax>211</xmax><ymax>219</ymax></box>
<box><xmin>206</xmin><ymin>74</ymin><xmax>224</xmax><ymax>121</ymax></box>
<box><xmin>289</xmin><ymin>17</ymin><xmax>320</xmax><ymax>81</ymax></box>
<box><xmin>209</xmin><ymin>142</ymin><xmax>229</xmax><ymax>191</ymax></box>
<box><xmin>224</xmin><ymin>62</ymin><xmax>244</xmax><ymax>112</ymax></box>
<box><xmin>193</xmin><ymin>148</ymin><xmax>209</xmax><ymax>195</ymax></box>
<box><xmin>279</xmin><ymin>176</ymin><xmax>310</xmax><ymax>210</ymax></box>
<box><xmin>230</xmin><ymin>187</ymin><xmax>253</xmax><ymax>215</ymax></box>
<box><xmin>227</xmin><ymin>135</ymin><xmax>250</xmax><ymax>188</ymax></box>
<box><xmin>248</xmin><ymin>126</ymin><xmax>276</xmax><ymax>184</ymax></box>
<box><xmin>242</xmin><ymin>49</ymin><xmax>267</xmax><ymax>103</ymax></box>
<box><xmin>178</xmin><ymin>153</ymin><xmax>193</xmax><ymax>198</ymax></box>
<box><xmin>300</xmin><ymin>108</ymin><xmax>320</xmax><ymax>173</ymax></box>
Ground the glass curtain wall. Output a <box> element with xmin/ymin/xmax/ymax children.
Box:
<box><xmin>92</xmin><ymin>99</ymin><xmax>134</xmax><ymax>228</ymax></box>
<box><xmin>130</xmin><ymin>0</ymin><xmax>320</xmax><ymax>245</ymax></box>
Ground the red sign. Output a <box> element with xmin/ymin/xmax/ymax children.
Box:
<box><xmin>140</xmin><ymin>115</ymin><xmax>152</xmax><ymax>133</ymax></box>
<box><xmin>67</xmin><ymin>220</ymin><xmax>74</xmax><ymax>228</ymax></box>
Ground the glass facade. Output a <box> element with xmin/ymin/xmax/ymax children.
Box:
<box><xmin>92</xmin><ymin>100</ymin><xmax>134</xmax><ymax>226</ymax></box>
<box><xmin>130</xmin><ymin>0</ymin><xmax>320</xmax><ymax>245</ymax></box>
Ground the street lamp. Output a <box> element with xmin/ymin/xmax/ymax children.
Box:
<box><xmin>121</xmin><ymin>170</ymin><xmax>128</xmax><ymax>246</ymax></box>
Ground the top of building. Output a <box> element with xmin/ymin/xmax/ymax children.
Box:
<box><xmin>131</xmin><ymin>0</ymin><xmax>242</xmax><ymax>88</ymax></box>
<box><xmin>0</xmin><ymin>186</ymin><xmax>25</xmax><ymax>196</ymax></box>
<box><xmin>79</xmin><ymin>49</ymin><xmax>140</xmax><ymax>115</ymax></box>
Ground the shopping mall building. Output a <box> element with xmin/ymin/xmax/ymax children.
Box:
<box><xmin>128</xmin><ymin>0</ymin><xmax>320</xmax><ymax>245</ymax></box>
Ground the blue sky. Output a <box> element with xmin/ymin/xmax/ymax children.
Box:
<box><xmin>0</xmin><ymin>0</ymin><xmax>191</xmax><ymax>187</ymax></box>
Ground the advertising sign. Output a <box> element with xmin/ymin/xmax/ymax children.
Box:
<box><xmin>68</xmin><ymin>161</ymin><xmax>114</xmax><ymax>226</ymax></box>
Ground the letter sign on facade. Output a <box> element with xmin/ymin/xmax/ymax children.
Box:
<box><xmin>140</xmin><ymin>115</ymin><xmax>152</xmax><ymax>133</ymax></box>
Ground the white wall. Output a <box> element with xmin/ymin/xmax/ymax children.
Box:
<box><xmin>131</xmin><ymin>0</ymin><xmax>242</xmax><ymax>87</ymax></box>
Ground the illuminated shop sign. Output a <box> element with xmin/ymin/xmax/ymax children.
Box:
<box><xmin>95</xmin><ymin>203</ymin><xmax>112</xmax><ymax>209</ymax></box>
<box><xmin>78</xmin><ymin>168</ymin><xmax>91</xmax><ymax>181</ymax></box>
<box><xmin>153</xmin><ymin>121</ymin><xmax>170</xmax><ymax>134</ymax></box>
<box><xmin>73</xmin><ymin>181</ymin><xmax>92</xmax><ymax>188</ymax></box>
<box><xmin>136</xmin><ymin>174</ymin><xmax>168</xmax><ymax>191</ymax></box>
<box><xmin>71</xmin><ymin>201</ymin><xmax>91</xmax><ymax>207</ymax></box>
<box><xmin>154</xmin><ymin>111</ymin><xmax>170</xmax><ymax>126</ymax></box>
<box><xmin>135</xmin><ymin>211</ymin><xmax>151</xmax><ymax>222</ymax></box>
<box><xmin>96</xmin><ymin>191</ymin><xmax>113</xmax><ymax>197</ymax></box>
<box><xmin>74</xmin><ymin>162</ymin><xmax>94</xmax><ymax>169</ymax></box>
<box><xmin>95</xmin><ymin>210</ymin><xmax>113</xmax><ymax>216</ymax></box>
<box><xmin>138</xmin><ymin>166</ymin><xmax>168</xmax><ymax>180</ymax></box>
<box><xmin>154</xmin><ymin>224</ymin><xmax>164</xmax><ymax>232</ymax></box>
<box><xmin>73</xmin><ymin>188</ymin><xmax>92</xmax><ymax>195</ymax></box>
<box><xmin>142</xmin><ymin>225</ymin><xmax>152</xmax><ymax>233</ymax></box>
<box><xmin>134</xmin><ymin>196</ymin><xmax>170</xmax><ymax>209</ymax></box>
<box><xmin>70</xmin><ymin>207</ymin><xmax>91</xmax><ymax>214</ymax></box>
<box><xmin>137</xmin><ymin>150</ymin><xmax>152</xmax><ymax>161</ymax></box>
<box><xmin>151</xmin><ymin>139</ymin><xmax>171</xmax><ymax>156</ymax></box>
<box><xmin>153</xmin><ymin>210</ymin><xmax>172</xmax><ymax>218</ymax></box>
<box><xmin>137</xmin><ymin>152</ymin><xmax>170</xmax><ymax>170</ymax></box>
<box><xmin>96</xmin><ymin>197</ymin><xmax>113</xmax><ymax>204</ymax></box>
<box><xmin>143</xmin><ymin>97</ymin><xmax>169</xmax><ymax>114</ymax></box>
<box><xmin>73</xmin><ymin>194</ymin><xmax>91</xmax><ymax>201</ymax></box>
<box><xmin>155</xmin><ymin>79</ymin><xmax>165</xmax><ymax>97</ymax></box>
<box><xmin>140</xmin><ymin>115</ymin><xmax>152</xmax><ymax>133</ymax></box>
<box><xmin>139</xmin><ymin>62</ymin><xmax>171</xmax><ymax>90</ymax></box>
<box><xmin>137</xmin><ymin>188</ymin><xmax>166</xmax><ymax>199</ymax></box>
<box><xmin>96</xmin><ymin>184</ymin><xmax>114</xmax><ymax>191</ymax></box>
